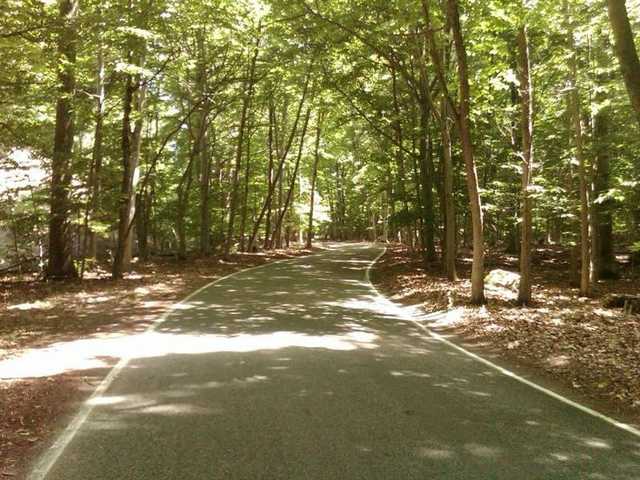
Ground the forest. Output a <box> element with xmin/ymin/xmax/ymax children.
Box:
<box><xmin>2</xmin><ymin>1</ymin><xmax>640</xmax><ymax>477</ymax></box>
<box><xmin>1</xmin><ymin>0</ymin><xmax>639</xmax><ymax>306</ymax></box>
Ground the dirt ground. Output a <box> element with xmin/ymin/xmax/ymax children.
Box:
<box><xmin>0</xmin><ymin>247</ymin><xmax>313</xmax><ymax>479</ymax></box>
<box><xmin>372</xmin><ymin>244</ymin><xmax>640</xmax><ymax>426</ymax></box>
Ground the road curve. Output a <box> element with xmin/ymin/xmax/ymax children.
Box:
<box><xmin>33</xmin><ymin>244</ymin><xmax>640</xmax><ymax>479</ymax></box>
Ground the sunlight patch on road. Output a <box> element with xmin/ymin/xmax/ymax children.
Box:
<box><xmin>0</xmin><ymin>330</ymin><xmax>380</xmax><ymax>379</ymax></box>
<box><xmin>416</xmin><ymin>446</ymin><xmax>455</xmax><ymax>460</ymax></box>
<box><xmin>7</xmin><ymin>300</ymin><xmax>53</xmax><ymax>311</ymax></box>
<box><xmin>321</xmin><ymin>294</ymin><xmax>420</xmax><ymax>319</ymax></box>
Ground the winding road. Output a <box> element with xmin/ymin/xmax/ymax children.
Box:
<box><xmin>31</xmin><ymin>244</ymin><xmax>640</xmax><ymax>479</ymax></box>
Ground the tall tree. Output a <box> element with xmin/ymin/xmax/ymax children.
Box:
<box><xmin>441</xmin><ymin>98</ymin><xmax>457</xmax><ymax>281</ymax></box>
<box><xmin>607</xmin><ymin>0</ymin><xmax>640</xmax><ymax>127</ymax></box>
<box><xmin>517</xmin><ymin>22</ymin><xmax>534</xmax><ymax>305</ymax></box>
<box><xmin>113</xmin><ymin>1</ymin><xmax>148</xmax><ymax>279</ymax></box>
<box><xmin>566</xmin><ymin>0</ymin><xmax>592</xmax><ymax>297</ymax></box>
<box><xmin>47</xmin><ymin>0</ymin><xmax>79</xmax><ymax>280</ymax></box>
<box><xmin>306</xmin><ymin>110</ymin><xmax>323</xmax><ymax>249</ymax></box>
<box><xmin>447</xmin><ymin>0</ymin><xmax>486</xmax><ymax>304</ymax></box>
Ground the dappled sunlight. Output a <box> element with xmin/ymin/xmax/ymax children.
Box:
<box><xmin>0</xmin><ymin>329</ymin><xmax>380</xmax><ymax>379</ymax></box>
<box><xmin>464</xmin><ymin>443</ymin><xmax>503</xmax><ymax>458</ymax></box>
<box><xmin>7</xmin><ymin>300</ymin><xmax>53</xmax><ymax>311</ymax></box>
<box><xmin>89</xmin><ymin>392</ymin><xmax>224</xmax><ymax>418</ymax></box>
<box><xmin>321</xmin><ymin>294</ymin><xmax>420</xmax><ymax>320</ymax></box>
<box><xmin>389</xmin><ymin>370</ymin><xmax>431</xmax><ymax>378</ymax></box>
<box><xmin>416</xmin><ymin>446</ymin><xmax>455</xmax><ymax>460</ymax></box>
<box><xmin>583</xmin><ymin>438</ymin><xmax>613</xmax><ymax>449</ymax></box>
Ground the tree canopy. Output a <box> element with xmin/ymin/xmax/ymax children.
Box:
<box><xmin>1</xmin><ymin>0</ymin><xmax>639</xmax><ymax>304</ymax></box>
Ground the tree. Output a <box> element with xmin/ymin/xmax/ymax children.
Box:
<box><xmin>113</xmin><ymin>1</ymin><xmax>149</xmax><ymax>279</ymax></box>
<box><xmin>306</xmin><ymin>110</ymin><xmax>323</xmax><ymax>249</ymax></box>
<box><xmin>47</xmin><ymin>0</ymin><xmax>79</xmax><ymax>280</ymax></box>
<box><xmin>566</xmin><ymin>0</ymin><xmax>592</xmax><ymax>297</ymax></box>
<box><xmin>517</xmin><ymin>22</ymin><xmax>534</xmax><ymax>305</ymax></box>
<box><xmin>607</xmin><ymin>0</ymin><xmax>640</xmax><ymax>127</ymax></box>
<box><xmin>447</xmin><ymin>0</ymin><xmax>486</xmax><ymax>304</ymax></box>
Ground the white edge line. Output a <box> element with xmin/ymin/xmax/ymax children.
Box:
<box><xmin>28</xmin><ymin>251</ymin><xmax>320</xmax><ymax>480</ymax></box>
<box><xmin>366</xmin><ymin>243</ymin><xmax>640</xmax><ymax>439</ymax></box>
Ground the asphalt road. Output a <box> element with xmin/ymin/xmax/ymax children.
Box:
<box><xmin>32</xmin><ymin>244</ymin><xmax>640</xmax><ymax>479</ymax></box>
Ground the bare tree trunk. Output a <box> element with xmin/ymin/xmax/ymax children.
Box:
<box><xmin>593</xmin><ymin>112</ymin><xmax>618</xmax><ymax>281</ymax></box>
<box><xmin>441</xmin><ymin>98</ymin><xmax>458</xmax><ymax>281</ymax></box>
<box><xmin>80</xmin><ymin>34</ymin><xmax>105</xmax><ymax>278</ymax></box>
<box><xmin>199</xmin><ymin>127</ymin><xmax>212</xmax><ymax>255</ymax></box>
<box><xmin>262</xmin><ymin>105</ymin><xmax>276</xmax><ymax>251</ymax></box>
<box><xmin>391</xmin><ymin>66</ymin><xmax>410</xmax><ymax>245</ymax></box>
<box><xmin>176</xmin><ymin>156</ymin><xmax>195</xmax><ymax>259</ymax></box>
<box><xmin>113</xmin><ymin>5</ymin><xmax>147</xmax><ymax>279</ymax></box>
<box><xmin>135</xmin><ymin>189</ymin><xmax>151</xmax><ymax>261</ymax></box>
<box><xmin>273</xmin><ymin>167</ymin><xmax>285</xmax><ymax>248</ymax></box>
<box><xmin>607</xmin><ymin>0</ymin><xmax>640</xmax><ymax>127</ymax></box>
<box><xmin>448</xmin><ymin>0</ymin><xmax>485</xmax><ymax>304</ymax></box>
<box><xmin>47</xmin><ymin>0</ymin><xmax>79</xmax><ymax>280</ymax></box>
<box><xmin>306</xmin><ymin>111</ymin><xmax>323</xmax><ymax>249</ymax></box>
<box><xmin>566</xmin><ymin>1</ymin><xmax>592</xmax><ymax>297</ymax></box>
<box><xmin>517</xmin><ymin>24</ymin><xmax>534</xmax><ymax>306</ymax></box>
<box><xmin>419</xmin><ymin>113</ymin><xmax>437</xmax><ymax>262</ymax></box>
<box><xmin>417</xmin><ymin>43</ymin><xmax>437</xmax><ymax>261</ymax></box>
<box><xmin>591</xmin><ymin>32</ymin><xmax>618</xmax><ymax>280</ymax></box>
<box><xmin>383</xmin><ymin>169</ymin><xmax>391</xmax><ymax>242</ymax></box>
<box><xmin>239</xmin><ymin>127</ymin><xmax>253</xmax><ymax>252</ymax></box>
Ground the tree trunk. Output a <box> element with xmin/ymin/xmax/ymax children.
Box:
<box><xmin>391</xmin><ymin>66</ymin><xmax>409</xmax><ymax>245</ymax></box>
<box><xmin>199</xmin><ymin>128</ymin><xmax>212</xmax><ymax>256</ymax></box>
<box><xmin>262</xmin><ymin>105</ymin><xmax>276</xmax><ymax>251</ymax></box>
<box><xmin>419</xmin><ymin>122</ymin><xmax>437</xmax><ymax>262</ymax></box>
<box><xmin>112</xmin><ymin>11</ymin><xmax>147</xmax><ymax>279</ymax></box>
<box><xmin>176</xmin><ymin>156</ymin><xmax>195</xmax><ymax>260</ymax></box>
<box><xmin>135</xmin><ymin>190</ymin><xmax>151</xmax><ymax>261</ymax></box>
<box><xmin>382</xmin><ymin>188</ymin><xmax>390</xmax><ymax>242</ymax></box>
<box><xmin>47</xmin><ymin>0</ymin><xmax>79</xmax><ymax>280</ymax></box>
<box><xmin>607</xmin><ymin>0</ymin><xmax>640</xmax><ymax>127</ymax></box>
<box><xmin>239</xmin><ymin>128</ymin><xmax>253</xmax><ymax>252</ymax></box>
<box><xmin>80</xmin><ymin>36</ymin><xmax>105</xmax><ymax>277</ymax></box>
<box><xmin>448</xmin><ymin>0</ymin><xmax>485</xmax><ymax>304</ymax></box>
<box><xmin>592</xmin><ymin>83</ymin><xmax>617</xmax><ymax>279</ymax></box>
<box><xmin>441</xmin><ymin>98</ymin><xmax>458</xmax><ymax>281</ymax></box>
<box><xmin>517</xmin><ymin>24</ymin><xmax>534</xmax><ymax>306</ymax></box>
<box><xmin>566</xmin><ymin>0</ymin><xmax>592</xmax><ymax>297</ymax></box>
<box><xmin>307</xmin><ymin>111</ymin><xmax>323</xmax><ymax>249</ymax></box>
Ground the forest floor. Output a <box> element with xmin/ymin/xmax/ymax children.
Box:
<box><xmin>0</xmin><ymin>247</ymin><xmax>314</xmax><ymax>478</ymax></box>
<box><xmin>372</xmin><ymin>244</ymin><xmax>640</xmax><ymax>426</ymax></box>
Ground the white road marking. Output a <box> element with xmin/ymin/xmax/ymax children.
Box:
<box><xmin>366</xmin><ymin>244</ymin><xmax>640</xmax><ymax>439</ymax></box>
